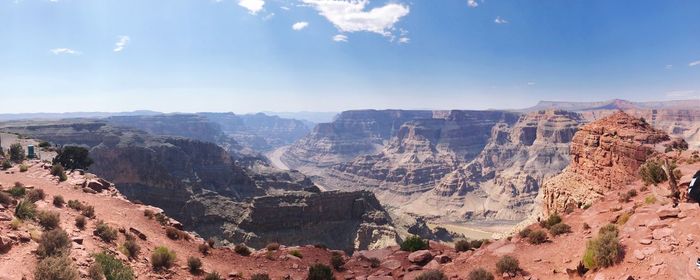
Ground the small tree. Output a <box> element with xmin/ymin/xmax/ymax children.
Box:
<box><xmin>400</xmin><ymin>236</ymin><xmax>429</xmax><ymax>252</ymax></box>
<box><xmin>53</xmin><ymin>146</ymin><xmax>94</xmax><ymax>171</ymax></box>
<box><xmin>9</xmin><ymin>143</ymin><xmax>25</xmax><ymax>163</ymax></box>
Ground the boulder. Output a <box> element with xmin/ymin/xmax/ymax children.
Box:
<box><xmin>633</xmin><ymin>250</ymin><xmax>645</xmax><ymax>260</ymax></box>
<box><xmin>129</xmin><ymin>227</ymin><xmax>147</xmax><ymax>240</ymax></box>
<box><xmin>0</xmin><ymin>235</ymin><xmax>13</xmax><ymax>253</ymax></box>
<box><xmin>380</xmin><ymin>259</ymin><xmax>401</xmax><ymax>270</ymax></box>
<box><xmin>434</xmin><ymin>254</ymin><xmax>451</xmax><ymax>264</ymax></box>
<box><xmin>656</xmin><ymin>206</ymin><xmax>680</xmax><ymax>219</ymax></box>
<box><xmin>639</xmin><ymin>239</ymin><xmax>652</xmax><ymax>245</ymax></box>
<box><xmin>652</xmin><ymin>228</ymin><xmax>674</xmax><ymax>240</ymax></box>
<box><xmin>407</xmin><ymin>250</ymin><xmax>433</xmax><ymax>265</ymax></box>
<box><xmin>83</xmin><ymin>178</ymin><xmax>113</xmax><ymax>193</ymax></box>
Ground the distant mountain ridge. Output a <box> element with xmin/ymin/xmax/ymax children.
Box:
<box><xmin>524</xmin><ymin>98</ymin><xmax>700</xmax><ymax>112</ymax></box>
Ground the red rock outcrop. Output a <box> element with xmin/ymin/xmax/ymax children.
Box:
<box><xmin>542</xmin><ymin>111</ymin><xmax>670</xmax><ymax>213</ymax></box>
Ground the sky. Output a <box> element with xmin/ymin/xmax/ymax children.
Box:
<box><xmin>1</xmin><ymin>0</ymin><xmax>699</xmax><ymax>114</ymax></box>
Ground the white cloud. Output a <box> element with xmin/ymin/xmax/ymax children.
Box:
<box><xmin>292</xmin><ymin>21</ymin><xmax>309</xmax><ymax>30</ymax></box>
<box><xmin>113</xmin><ymin>35</ymin><xmax>130</xmax><ymax>52</ymax></box>
<box><xmin>50</xmin><ymin>48</ymin><xmax>80</xmax><ymax>55</ymax></box>
<box><xmin>665</xmin><ymin>64</ymin><xmax>673</xmax><ymax>70</ymax></box>
<box><xmin>239</xmin><ymin>0</ymin><xmax>265</xmax><ymax>15</ymax></box>
<box><xmin>398</xmin><ymin>37</ymin><xmax>409</xmax><ymax>44</ymax></box>
<box><xmin>665</xmin><ymin>90</ymin><xmax>696</xmax><ymax>98</ymax></box>
<box><xmin>467</xmin><ymin>0</ymin><xmax>478</xmax><ymax>8</ymax></box>
<box><xmin>690</xmin><ymin>60</ymin><xmax>700</xmax><ymax>67</ymax></box>
<box><xmin>527</xmin><ymin>81</ymin><xmax>536</xmax><ymax>86</ymax></box>
<box><xmin>494</xmin><ymin>16</ymin><xmax>508</xmax><ymax>24</ymax></box>
<box><xmin>333</xmin><ymin>34</ymin><xmax>348</xmax><ymax>42</ymax></box>
<box><xmin>280</xmin><ymin>6</ymin><xmax>290</xmax><ymax>10</ymax></box>
<box><xmin>302</xmin><ymin>0</ymin><xmax>409</xmax><ymax>37</ymax></box>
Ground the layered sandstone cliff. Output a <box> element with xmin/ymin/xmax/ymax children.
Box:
<box><xmin>542</xmin><ymin>111</ymin><xmax>670</xmax><ymax>213</ymax></box>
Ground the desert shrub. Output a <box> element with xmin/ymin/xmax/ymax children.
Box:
<box><xmin>470</xmin><ymin>239</ymin><xmax>485</xmax><ymax>249</ymax></box>
<box><xmin>369</xmin><ymin>257</ymin><xmax>380</xmax><ymax>268</ymax></box>
<box><xmin>75</xmin><ymin>215</ymin><xmax>87</xmax><ymax>230</ymax></box>
<box><xmin>67</xmin><ymin>199</ymin><xmax>83</xmax><ymax>210</ymax></box>
<box><xmin>187</xmin><ymin>256</ymin><xmax>202</xmax><ymax>273</ymax></box>
<box><xmin>19</xmin><ymin>164</ymin><xmax>28</xmax><ymax>172</ymax></box>
<box><xmin>93</xmin><ymin>251</ymin><xmax>134</xmax><ymax>280</ymax></box>
<box><xmin>10</xmin><ymin>218</ymin><xmax>22</xmax><ymax>230</ymax></box>
<box><xmin>9</xmin><ymin>143</ymin><xmax>25</xmax><ymax>163</ymax></box>
<box><xmin>165</xmin><ymin>227</ymin><xmax>182</xmax><ymax>240</ymax></box>
<box><xmin>307</xmin><ymin>263</ymin><xmax>333</xmax><ymax>280</ymax></box>
<box><xmin>401</xmin><ymin>235</ymin><xmax>429</xmax><ymax>252</ymax></box>
<box><xmin>234</xmin><ymin>244</ymin><xmax>251</xmax><ymax>256</ymax></box>
<box><xmin>15</xmin><ymin>199</ymin><xmax>36</xmax><ymax>220</ymax></box>
<box><xmin>0</xmin><ymin>191</ymin><xmax>13</xmax><ymax>206</ymax></box>
<box><xmin>198</xmin><ymin>243</ymin><xmax>210</xmax><ymax>255</ymax></box>
<box><xmin>53</xmin><ymin>195</ymin><xmax>65</xmax><ymax>207</ymax></box>
<box><xmin>582</xmin><ymin>231</ymin><xmax>622</xmax><ymax>270</ymax></box>
<box><xmin>95</xmin><ymin>221</ymin><xmax>118</xmax><ymax>242</ymax></box>
<box><xmin>204</xmin><ymin>272</ymin><xmax>223</xmax><ymax>280</ymax></box>
<box><xmin>207</xmin><ymin>238</ymin><xmax>216</xmax><ymax>248</ymax></box>
<box><xmin>37</xmin><ymin>228</ymin><xmax>71</xmax><ymax>258</ymax></box>
<box><xmin>496</xmin><ymin>255</ymin><xmax>520</xmax><ymax>274</ymax></box>
<box><xmin>27</xmin><ymin>188</ymin><xmax>46</xmax><ymax>202</ymax></box>
<box><xmin>645</xmin><ymin>195</ymin><xmax>657</xmax><ymax>205</ymax></box>
<box><xmin>331</xmin><ymin>252</ymin><xmax>345</xmax><ymax>271</ymax></box>
<box><xmin>627</xmin><ymin>189</ymin><xmax>638</xmax><ymax>198</ymax></box>
<box><xmin>266</xmin><ymin>242</ymin><xmax>280</xmax><ymax>251</ymax></box>
<box><xmin>415</xmin><ymin>270</ymin><xmax>447</xmax><ymax>280</ymax></box>
<box><xmin>467</xmin><ymin>268</ymin><xmax>494</xmax><ymax>280</ymax></box>
<box><xmin>639</xmin><ymin>160</ymin><xmax>667</xmax><ymax>186</ymax></box>
<box><xmin>518</xmin><ymin>228</ymin><xmax>532</xmax><ymax>238</ymax></box>
<box><xmin>549</xmin><ymin>223</ymin><xmax>571</xmax><ymax>236</ymax></box>
<box><xmin>37</xmin><ymin>210</ymin><xmax>61</xmax><ymax>230</ymax></box>
<box><xmin>639</xmin><ymin>185</ymin><xmax>648</xmax><ymax>192</ymax></box>
<box><xmin>81</xmin><ymin>205</ymin><xmax>95</xmax><ymax>218</ymax></box>
<box><xmin>89</xmin><ymin>262</ymin><xmax>104</xmax><ymax>280</ymax></box>
<box><xmin>527</xmin><ymin>229</ymin><xmax>548</xmax><ymax>245</ymax></box>
<box><xmin>51</xmin><ymin>163</ymin><xmax>66</xmax><ymax>177</ymax></box>
<box><xmin>598</xmin><ymin>224</ymin><xmax>619</xmax><ymax>236</ymax></box>
<box><xmin>2</xmin><ymin>160</ymin><xmax>12</xmax><ymax>170</ymax></box>
<box><xmin>9</xmin><ymin>182</ymin><xmax>26</xmax><ymax>197</ymax></box>
<box><xmin>290</xmin><ymin>249</ymin><xmax>303</xmax><ymax>258</ymax></box>
<box><xmin>34</xmin><ymin>255</ymin><xmax>79</xmax><ymax>280</ymax></box>
<box><xmin>143</xmin><ymin>209</ymin><xmax>154</xmax><ymax>219</ymax></box>
<box><xmin>154</xmin><ymin>212</ymin><xmax>169</xmax><ymax>225</ymax></box>
<box><xmin>583</xmin><ymin>223</ymin><xmax>591</xmax><ymax>230</ymax></box>
<box><xmin>454</xmin><ymin>239</ymin><xmax>471</xmax><ymax>252</ymax></box>
<box><xmin>123</xmin><ymin>239</ymin><xmax>140</xmax><ymax>259</ymax></box>
<box><xmin>151</xmin><ymin>246</ymin><xmax>176</xmax><ymax>270</ymax></box>
<box><xmin>250</xmin><ymin>273</ymin><xmax>271</xmax><ymax>280</ymax></box>
<box><xmin>616</xmin><ymin>212</ymin><xmax>632</xmax><ymax>225</ymax></box>
<box><xmin>540</xmin><ymin>213</ymin><xmax>562</xmax><ymax>229</ymax></box>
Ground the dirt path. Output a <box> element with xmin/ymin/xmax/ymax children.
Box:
<box><xmin>265</xmin><ymin>145</ymin><xmax>290</xmax><ymax>171</ymax></box>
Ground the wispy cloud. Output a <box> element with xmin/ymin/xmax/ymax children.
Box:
<box><xmin>527</xmin><ymin>81</ymin><xmax>536</xmax><ymax>86</ymax></box>
<box><xmin>302</xmin><ymin>0</ymin><xmax>410</xmax><ymax>38</ymax></box>
<box><xmin>333</xmin><ymin>34</ymin><xmax>348</xmax><ymax>42</ymax></box>
<box><xmin>398</xmin><ymin>37</ymin><xmax>409</xmax><ymax>44</ymax></box>
<box><xmin>239</xmin><ymin>0</ymin><xmax>265</xmax><ymax>15</ymax></box>
<box><xmin>292</xmin><ymin>21</ymin><xmax>309</xmax><ymax>31</ymax></box>
<box><xmin>665</xmin><ymin>64</ymin><xmax>673</xmax><ymax>70</ymax></box>
<box><xmin>50</xmin><ymin>48</ymin><xmax>80</xmax><ymax>55</ymax></box>
<box><xmin>494</xmin><ymin>16</ymin><xmax>508</xmax><ymax>24</ymax></box>
<box><xmin>467</xmin><ymin>0</ymin><xmax>478</xmax><ymax>8</ymax></box>
<box><xmin>665</xmin><ymin>90</ymin><xmax>697</xmax><ymax>98</ymax></box>
<box><xmin>113</xmin><ymin>36</ymin><xmax>130</xmax><ymax>52</ymax></box>
<box><xmin>690</xmin><ymin>60</ymin><xmax>700</xmax><ymax>67</ymax></box>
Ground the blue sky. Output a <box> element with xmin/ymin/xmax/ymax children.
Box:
<box><xmin>1</xmin><ymin>0</ymin><xmax>699</xmax><ymax>113</ymax></box>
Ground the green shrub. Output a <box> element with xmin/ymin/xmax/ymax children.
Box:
<box><xmin>53</xmin><ymin>146</ymin><xmax>94</xmax><ymax>170</ymax></box>
<box><xmin>10</xmin><ymin>218</ymin><xmax>22</xmax><ymax>230</ymax></box>
<box><xmin>234</xmin><ymin>244</ymin><xmax>251</xmax><ymax>256</ymax></box>
<box><xmin>400</xmin><ymin>235</ymin><xmax>429</xmax><ymax>252</ymax></box>
<box><xmin>95</xmin><ymin>221</ymin><xmax>118</xmax><ymax>242</ymax></box>
<box><xmin>67</xmin><ymin>199</ymin><xmax>83</xmax><ymax>210</ymax></box>
<box><xmin>37</xmin><ymin>228</ymin><xmax>71</xmax><ymax>258</ymax></box>
<box><xmin>290</xmin><ymin>249</ymin><xmax>303</xmax><ymax>258</ymax></box>
<box><xmin>19</xmin><ymin>164</ymin><xmax>28</xmax><ymax>172</ymax></box>
<box><xmin>0</xmin><ymin>191</ymin><xmax>13</xmax><ymax>206</ymax></box>
<box><xmin>51</xmin><ymin>163</ymin><xmax>65</xmax><ymax>177</ymax></box>
<box><xmin>644</xmin><ymin>195</ymin><xmax>657</xmax><ymax>205</ymax></box>
<box><xmin>540</xmin><ymin>213</ymin><xmax>562</xmax><ymax>229</ymax></box>
<box><xmin>187</xmin><ymin>256</ymin><xmax>202</xmax><ymax>273</ymax></box>
<box><xmin>9</xmin><ymin>182</ymin><xmax>26</xmax><ymax>197</ymax></box>
<box><xmin>37</xmin><ymin>210</ymin><xmax>61</xmax><ymax>230</ymax></box>
<box><xmin>204</xmin><ymin>272</ymin><xmax>223</xmax><ymax>280</ymax></box>
<box><xmin>34</xmin><ymin>255</ymin><xmax>79</xmax><ymax>280</ymax></box>
<box><xmin>598</xmin><ymin>224</ymin><xmax>619</xmax><ymax>236</ymax></box>
<box><xmin>27</xmin><ymin>188</ymin><xmax>46</xmax><ymax>202</ymax></box>
<box><xmin>9</xmin><ymin>143</ymin><xmax>25</xmax><ymax>163</ymax></box>
<box><xmin>331</xmin><ymin>252</ymin><xmax>345</xmax><ymax>271</ymax></box>
<box><xmin>616</xmin><ymin>212</ymin><xmax>632</xmax><ymax>225</ymax></box>
<box><xmin>93</xmin><ymin>252</ymin><xmax>134</xmax><ymax>280</ymax></box>
<box><xmin>266</xmin><ymin>242</ymin><xmax>280</xmax><ymax>251</ymax></box>
<box><xmin>123</xmin><ymin>240</ymin><xmax>140</xmax><ymax>259</ymax></box>
<box><xmin>415</xmin><ymin>270</ymin><xmax>447</xmax><ymax>280</ymax></box>
<box><xmin>582</xmin><ymin>231</ymin><xmax>622</xmax><ymax>270</ymax></box>
<box><xmin>496</xmin><ymin>255</ymin><xmax>520</xmax><ymax>274</ymax></box>
<box><xmin>518</xmin><ymin>228</ymin><xmax>532</xmax><ymax>238</ymax></box>
<box><xmin>639</xmin><ymin>160</ymin><xmax>667</xmax><ymax>186</ymax></box>
<box><xmin>151</xmin><ymin>246</ymin><xmax>176</xmax><ymax>270</ymax></box>
<box><xmin>527</xmin><ymin>230</ymin><xmax>548</xmax><ymax>245</ymax></box>
<box><xmin>454</xmin><ymin>239</ymin><xmax>471</xmax><ymax>252</ymax></box>
<box><xmin>81</xmin><ymin>205</ymin><xmax>95</xmax><ymax>218</ymax></box>
<box><xmin>2</xmin><ymin>160</ymin><xmax>12</xmax><ymax>170</ymax></box>
<box><xmin>15</xmin><ymin>199</ymin><xmax>36</xmax><ymax>220</ymax></box>
<box><xmin>89</xmin><ymin>262</ymin><xmax>104</xmax><ymax>280</ymax></box>
<box><xmin>467</xmin><ymin>268</ymin><xmax>494</xmax><ymax>280</ymax></box>
<box><xmin>250</xmin><ymin>273</ymin><xmax>271</xmax><ymax>280</ymax></box>
<box><xmin>549</xmin><ymin>223</ymin><xmax>571</xmax><ymax>236</ymax></box>
<box><xmin>75</xmin><ymin>215</ymin><xmax>87</xmax><ymax>230</ymax></box>
<box><xmin>307</xmin><ymin>263</ymin><xmax>333</xmax><ymax>280</ymax></box>
<box><xmin>53</xmin><ymin>195</ymin><xmax>65</xmax><ymax>207</ymax></box>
